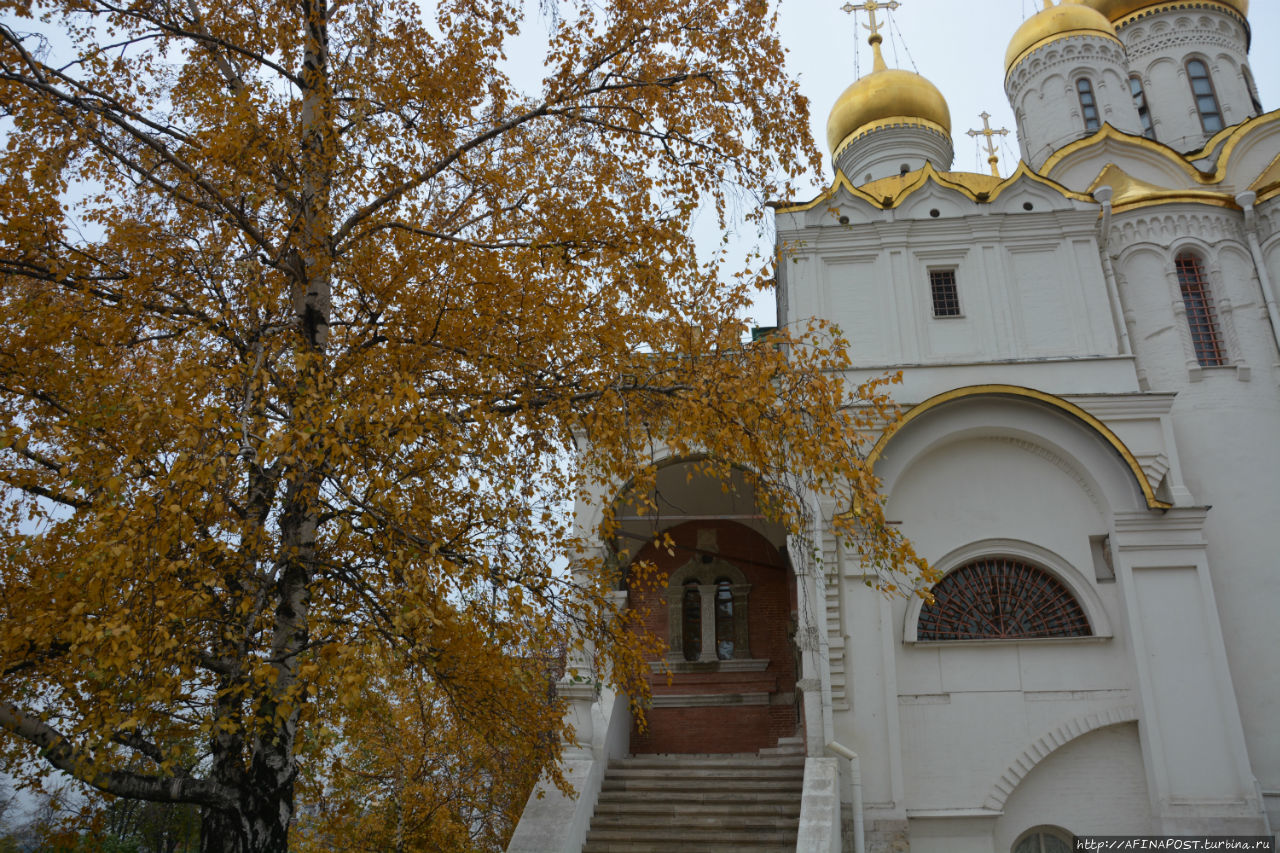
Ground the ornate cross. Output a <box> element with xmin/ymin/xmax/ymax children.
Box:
<box><xmin>840</xmin><ymin>0</ymin><xmax>901</xmax><ymax>44</ymax></box>
<box><xmin>967</xmin><ymin>111</ymin><xmax>1011</xmax><ymax>178</ymax></box>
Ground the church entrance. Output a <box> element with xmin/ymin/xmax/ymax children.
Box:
<box><xmin>624</xmin><ymin>520</ymin><xmax>799</xmax><ymax>755</ymax></box>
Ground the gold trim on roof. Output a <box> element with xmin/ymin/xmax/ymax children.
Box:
<box><xmin>772</xmin><ymin>160</ymin><xmax>1093</xmax><ymax>215</ymax></box>
<box><xmin>1039</xmin><ymin>124</ymin><xmax>1213</xmax><ymax>183</ymax></box>
<box><xmin>779</xmin><ymin>112</ymin><xmax>1279</xmax><ymax>217</ymax></box>
<box><xmin>1087</xmin><ymin>163</ymin><xmax>1235</xmax><ymax>212</ymax></box>
<box><xmin>1080</xmin><ymin>0</ymin><xmax>1247</xmax><ymax>22</ymax></box>
<box><xmin>863</xmin><ymin>384</ymin><xmax>1171</xmax><ymax>511</ymax></box>
<box><xmin>1105</xmin><ymin>1</ymin><xmax>1249</xmax><ymax>32</ymax></box>
<box><xmin>1039</xmin><ymin>112</ymin><xmax>1280</xmax><ymax>188</ymax></box>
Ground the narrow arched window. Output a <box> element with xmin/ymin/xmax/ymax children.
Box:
<box><xmin>1130</xmin><ymin>75</ymin><xmax>1155</xmax><ymax>139</ymax></box>
<box><xmin>918</xmin><ymin>558</ymin><xmax>1091</xmax><ymax>641</ymax></box>
<box><xmin>1243</xmin><ymin>67</ymin><xmax>1263</xmax><ymax>115</ymax></box>
<box><xmin>1175</xmin><ymin>252</ymin><xmax>1225</xmax><ymax>366</ymax></box>
<box><xmin>1187</xmin><ymin>59</ymin><xmax>1224</xmax><ymax>133</ymax></box>
<box><xmin>1076</xmin><ymin>78</ymin><xmax>1101</xmax><ymax>132</ymax></box>
<box><xmin>682</xmin><ymin>580</ymin><xmax>702</xmax><ymax>661</ymax></box>
<box><xmin>714</xmin><ymin>579</ymin><xmax>734</xmax><ymax>660</ymax></box>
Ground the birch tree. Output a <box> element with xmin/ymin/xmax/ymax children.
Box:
<box><xmin>0</xmin><ymin>0</ymin><xmax>928</xmax><ymax>849</ymax></box>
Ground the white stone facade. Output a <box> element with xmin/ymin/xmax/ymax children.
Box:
<box><xmin>767</xmin><ymin>1</ymin><xmax>1280</xmax><ymax>845</ymax></box>
<box><xmin>509</xmin><ymin>3</ymin><xmax>1280</xmax><ymax>850</ymax></box>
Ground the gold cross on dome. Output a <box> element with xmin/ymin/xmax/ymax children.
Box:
<box><xmin>967</xmin><ymin>111</ymin><xmax>1011</xmax><ymax>178</ymax></box>
<box><xmin>840</xmin><ymin>0</ymin><xmax>901</xmax><ymax>44</ymax></box>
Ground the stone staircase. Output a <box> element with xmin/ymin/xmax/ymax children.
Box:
<box><xmin>581</xmin><ymin>738</ymin><xmax>806</xmax><ymax>853</ymax></box>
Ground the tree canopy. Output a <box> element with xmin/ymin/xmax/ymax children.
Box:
<box><xmin>0</xmin><ymin>0</ymin><xmax>928</xmax><ymax>850</ymax></box>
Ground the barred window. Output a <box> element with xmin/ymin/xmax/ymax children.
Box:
<box><xmin>917</xmin><ymin>558</ymin><xmax>1091</xmax><ymax>641</ymax></box>
<box><xmin>929</xmin><ymin>269</ymin><xmax>961</xmax><ymax>318</ymax></box>
<box><xmin>1175</xmin><ymin>252</ymin><xmax>1225</xmax><ymax>367</ymax></box>
<box><xmin>1076</xmin><ymin>78</ymin><xmax>1101</xmax><ymax>132</ymax></box>
<box><xmin>1187</xmin><ymin>59</ymin><xmax>1224</xmax><ymax>133</ymax></box>
<box><xmin>1130</xmin><ymin>75</ymin><xmax>1155</xmax><ymax>139</ymax></box>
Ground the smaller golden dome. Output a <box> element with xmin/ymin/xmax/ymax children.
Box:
<box><xmin>827</xmin><ymin>42</ymin><xmax>951</xmax><ymax>154</ymax></box>
<box><xmin>1005</xmin><ymin>0</ymin><xmax>1121</xmax><ymax>74</ymax></box>
<box><xmin>1077</xmin><ymin>0</ymin><xmax>1248</xmax><ymax>22</ymax></box>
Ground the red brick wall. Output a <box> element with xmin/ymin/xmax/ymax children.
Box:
<box><xmin>626</xmin><ymin>521</ymin><xmax>799</xmax><ymax>754</ymax></box>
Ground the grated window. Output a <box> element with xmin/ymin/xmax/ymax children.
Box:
<box><xmin>917</xmin><ymin>558</ymin><xmax>1091</xmax><ymax>641</ymax></box>
<box><xmin>1175</xmin><ymin>253</ymin><xmax>1225</xmax><ymax>367</ymax></box>
<box><xmin>930</xmin><ymin>269</ymin><xmax>961</xmax><ymax>317</ymax></box>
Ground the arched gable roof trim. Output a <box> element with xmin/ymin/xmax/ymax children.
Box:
<box><xmin>772</xmin><ymin>161</ymin><xmax>1092</xmax><ymax>215</ymax></box>
<box><xmin>1039</xmin><ymin>111</ymin><xmax>1280</xmax><ymax>186</ymax></box>
<box><xmin>982</xmin><ymin>706</ymin><xmax>1141</xmax><ymax>812</ymax></box>
<box><xmin>1040</xmin><ymin>123</ymin><xmax>1213</xmax><ymax>184</ymax></box>
<box><xmin>866</xmin><ymin>385</ymin><xmax>1171</xmax><ymax>511</ymax></box>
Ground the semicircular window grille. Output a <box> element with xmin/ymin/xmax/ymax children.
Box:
<box><xmin>918</xmin><ymin>558</ymin><xmax>1091</xmax><ymax>641</ymax></box>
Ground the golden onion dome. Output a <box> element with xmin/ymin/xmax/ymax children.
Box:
<box><xmin>1005</xmin><ymin>0</ymin><xmax>1121</xmax><ymax>74</ymax></box>
<box><xmin>1076</xmin><ymin>0</ymin><xmax>1247</xmax><ymax>21</ymax></box>
<box><xmin>826</xmin><ymin>40</ymin><xmax>952</xmax><ymax>154</ymax></box>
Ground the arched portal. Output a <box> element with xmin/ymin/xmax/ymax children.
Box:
<box><xmin>624</xmin><ymin>518</ymin><xmax>799</xmax><ymax>755</ymax></box>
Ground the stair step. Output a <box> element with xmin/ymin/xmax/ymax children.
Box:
<box><xmin>606</xmin><ymin>766</ymin><xmax>803</xmax><ymax>780</ymax></box>
<box><xmin>597</xmin><ymin>787</ymin><xmax>800</xmax><ymax>803</ymax></box>
<box><xmin>589</xmin><ymin>813</ymin><xmax>800</xmax><ymax>830</ymax></box>
<box><xmin>585</xmin><ymin>827</ymin><xmax>799</xmax><ymax>843</ymax></box>
<box><xmin>585</xmin><ymin>751</ymin><xmax>804</xmax><ymax>853</ymax></box>
<box><xmin>583</xmin><ymin>840</ymin><xmax>793</xmax><ymax>845</ymax></box>
<box><xmin>614</xmin><ymin>753</ymin><xmax>803</xmax><ymax>768</ymax></box>
<box><xmin>601</xmin><ymin>780</ymin><xmax>802</xmax><ymax>795</ymax></box>
<box><xmin>592</xmin><ymin>802</ymin><xmax>802</xmax><ymax>818</ymax></box>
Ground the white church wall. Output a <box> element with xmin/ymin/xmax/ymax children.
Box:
<box><xmin>782</xmin><ymin>206</ymin><xmax>1124</xmax><ymax>372</ymax></box>
<box><xmin>1103</xmin><ymin>198</ymin><xmax>1280</xmax><ymax>819</ymax></box>
<box><xmin>878</xmin><ymin>434</ymin><xmax>1139</xmax><ymax>813</ymax></box>
<box><xmin>1161</xmin><ymin>399</ymin><xmax>1280</xmax><ymax>821</ymax></box>
<box><xmin>1257</xmin><ymin>199</ymin><xmax>1280</xmax><ymax>318</ymax></box>
<box><xmin>1110</xmin><ymin>510</ymin><xmax>1268</xmax><ymax>833</ymax></box>
<box><xmin>992</xmin><ymin>723</ymin><xmax>1151</xmax><ymax>848</ymax></box>
<box><xmin>820</xmin><ymin>252</ymin><xmax>900</xmax><ymax>365</ymax></box>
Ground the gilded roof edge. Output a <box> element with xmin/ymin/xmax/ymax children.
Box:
<box><xmin>773</xmin><ymin>161</ymin><xmax>1093</xmax><ymax>217</ymax></box>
